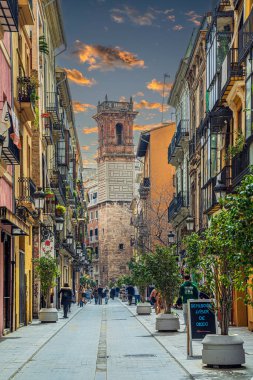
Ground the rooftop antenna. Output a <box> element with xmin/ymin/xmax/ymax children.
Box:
<box><xmin>161</xmin><ymin>73</ymin><xmax>170</xmax><ymax>124</ymax></box>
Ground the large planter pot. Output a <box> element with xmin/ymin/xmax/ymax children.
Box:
<box><xmin>202</xmin><ymin>334</ymin><xmax>245</xmax><ymax>367</ymax></box>
<box><xmin>136</xmin><ymin>303</ymin><xmax>152</xmax><ymax>315</ymax></box>
<box><xmin>156</xmin><ymin>313</ymin><xmax>180</xmax><ymax>331</ymax></box>
<box><xmin>39</xmin><ymin>308</ymin><xmax>58</xmax><ymax>323</ymax></box>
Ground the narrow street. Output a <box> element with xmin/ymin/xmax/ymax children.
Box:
<box><xmin>12</xmin><ymin>300</ymin><xmax>190</xmax><ymax>380</ymax></box>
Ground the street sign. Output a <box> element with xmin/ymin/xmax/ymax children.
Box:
<box><xmin>187</xmin><ymin>299</ymin><xmax>217</xmax><ymax>357</ymax></box>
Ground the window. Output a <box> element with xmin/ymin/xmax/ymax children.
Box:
<box><xmin>95</xmin><ymin>228</ymin><xmax>98</xmax><ymax>237</ymax></box>
<box><xmin>95</xmin><ymin>210</ymin><xmax>98</xmax><ymax>219</ymax></box>
<box><xmin>116</xmin><ymin>123</ymin><xmax>123</xmax><ymax>145</ymax></box>
<box><xmin>89</xmin><ymin>229</ymin><xmax>93</xmax><ymax>237</ymax></box>
<box><xmin>95</xmin><ymin>247</ymin><xmax>99</xmax><ymax>257</ymax></box>
<box><xmin>90</xmin><ymin>211</ymin><xmax>94</xmax><ymax>220</ymax></box>
<box><xmin>119</xmin><ymin>243</ymin><xmax>124</xmax><ymax>250</ymax></box>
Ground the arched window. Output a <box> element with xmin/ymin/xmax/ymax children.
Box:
<box><xmin>116</xmin><ymin>123</ymin><xmax>123</xmax><ymax>145</ymax></box>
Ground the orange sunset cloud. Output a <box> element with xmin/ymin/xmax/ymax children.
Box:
<box><xmin>64</xmin><ymin>68</ymin><xmax>96</xmax><ymax>86</ymax></box>
<box><xmin>146</xmin><ymin>78</ymin><xmax>173</xmax><ymax>96</ymax></box>
<box><xmin>73</xmin><ymin>101</ymin><xmax>96</xmax><ymax>113</ymax></box>
<box><xmin>134</xmin><ymin>100</ymin><xmax>169</xmax><ymax>113</ymax></box>
<box><xmin>83</xmin><ymin>126</ymin><xmax>98</xmax><ymax>134</ymax></box>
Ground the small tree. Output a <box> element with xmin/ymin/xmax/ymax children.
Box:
<box><xmin>33</xmin><ymin>253</ymin><xmax>60</xmax><ymax>308</ymax></box>
<box><xmin>129</xmin><ymin>256</ymin><xmax>152</xmax><ymax>302</ymax></box>
<box><xmin>146</xmin><ymin>246</ymin><xmax>181</xmax><ymax>314</ymax></box>
<box><xmin>185</xmin><ymin>172</ymin><xmax>253</xmax><ymax>335</ymax></box>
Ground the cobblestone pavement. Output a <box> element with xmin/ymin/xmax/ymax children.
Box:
<box><xmin>9</xmin><ymin>300</ymin><xmax>190</xmax><ymax>380</ymax></box>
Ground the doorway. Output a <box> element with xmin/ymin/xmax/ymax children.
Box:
<box><xmin>19</xmin><ymin>251</ymin><xmax>26</xmax><ymax>325</ymax></box>
<box><xmin>3</xmin><ymin>235</ymin><xmax>11</xmax><ymax>331</ymax></box>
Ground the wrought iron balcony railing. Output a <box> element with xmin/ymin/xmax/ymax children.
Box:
<box><xmin>168</xmin><ymin>191</ymin><xmax>189</xmax><ymax>222</ymax></box>
<box><xmin>17</xmin><ymin>76</ymin><xmax>35</xmax><ymax>105</ymax></box>
<box><xmin>168</xmin><ymin>133</ymin><xmax>176</xmax><ymax>163</ymax></box>
<box><xmin>232</xmin><ymin>145</ymin><xmax>249</xmax><ymax>188</ymax></box>
<box><xmin>17</xmin><ymin>177</ymin><xmax>36</xmax><ymax>204</ymax></box>
<box><xmin>46</xmin><ymin>91</ymin><xmax>60</xmax><ymax>124</ymax></box>
<box><xmin>239</xmin><ymin>7</ymin><xmax>253</xmax><ymax>62</ymax></box>
<box><xmin>221</xmin><ymin>48</ymin><xmax>244</xmax><ymax>97</ymax></box>
<box><xmin>139</xmin><ymin>177</ymin><xmax>150</xmax><ymax>199</ymax></box>
<box><xmin>175</xmin><ymin>120</ymin><xmax>189</xmax><ymax>146</ymax></box>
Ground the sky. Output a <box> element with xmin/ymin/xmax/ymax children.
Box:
<box><xmin>57</xmin><ymin>0</ymin><xmax>213</xmax><ymax>169</ymax></box>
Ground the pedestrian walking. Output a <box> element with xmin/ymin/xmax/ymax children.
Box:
<box><xmin>150</xmin><ymin>288</ymin><xmax>158</xmax><ymax>312</ymax></box>
<box><xmin>104</xmin><ymin>286</ymin><xmax>109</xmax><ymax>304</ymax></box>
<box><xmin>110</xmin><ymin>287</ymin><xmax>115</xmax><ymax>300</ymax></box>
<box><xmin>126</xmin><ymin>284</ymin><xmax>135</xmax><ymax>305</ymax></box>
<box><xmin>134</xmin><ymin>285</ymin><xmax>140</xmax><ymax>304</ymax></box>
<box><xmin>98</xmin><ymin>284</ymin><xmax>103</xmax><ymax>305</ymax></box>
<box><xmin>77</xmin><ymin>285</ymin><xmax>84</xmax><ymax>307</ymax></box>
<box><xmin>179</xmin><ymin>274</ymin><xmax>198</xmax><ymax>327</ymax></box>
<box><xmin>59</xmin><ymin>283</ymin><xmax>73</xmax><ymax>318</ymax></box>
<box><xmin>115</xmin><ymin>287</ymin><xmax>120</xmax><ymax>297</ymax></box>
<box><xmin>93</xmin><ymin>287</ymin><xmax>99</xmax><ymax>305</ymax></box>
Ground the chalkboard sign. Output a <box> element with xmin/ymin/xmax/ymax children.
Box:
<box><xmin>188</xmin><ymin>300</ymin><xmax>217</xmax><ymax>340</ymax></box>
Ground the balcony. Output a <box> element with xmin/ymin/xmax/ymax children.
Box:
<box><xmin>168</xmin><ymin>191</ymin><xmax>189</xmax><ymax>224</ymax></box>
<box><xmin>15</xmin><ymin>76</ymin><xmax>35</xmax><ymax>122</ymax></box>
<box><xmin>43</xmin><ymin>119</ymin><xmax>53</xmax><ymax>145</ymax></box>
<box><xmin>139</xmin><ymin>177</ymin><xmax>150</xmax><ymax>199</ymax></box>
<box><xmin>45</xmin><ymin>92</ymin><xmax>60</xmax><ymax>125</ymax></box>
<box><xmin>17</xmin><ymin>177</ymin><xmax>36</xmax><ymax>210</ymax></box>
<box><xmin>189</xmin><ymin>134</ymin><xmax>196</xmax><ymax>160</ymax></box>
<box><xmin>168</xmin><ymin>133</ymin><xmax>176</xmax><ymax>165</ymax></box>
<box><xmin>168</xmin><ymin>120</ymin><xmax>189</xmax><ymax>166</ymax></box>
<box><xmin>49</xmin><ymin>170</ymin><xmax>66</xmax><ymax>205</ymax></box>
<box><xmin>221</xmin><ymin>48</ymin><xmax>244</xmax><ymax>99</ymax></box>
<box><xmin>1</xmin><ymin>127</ymin><xmax>20</xmax><ymax>165</ymax></box>
<box><xmin>89</xmin><ymin>235</ymin><xmax>98</xmax><ymax>244</ymax></box>
<box><xmin>97</xmin><ymin>100</ymin><xmax>133</xmax><ymax>114</ymax></box>
<box><xmin>239</xmin><ymin>7</ymin><xmax>253</xmax><ymax>62</ymax></box>
<box><xmin>18</xmin><ymin>0</ymin><xmax>34</xmax><ymax>26</ymax></box>
<box><xmin>232</xmin><ymin>146</ymin><xmax>250</xmax><ymax>188</ymax></box>
<box><xmin>0</xmin><ymin>0</ymin><xmax>18</xmax><ymax>32</ymax></box>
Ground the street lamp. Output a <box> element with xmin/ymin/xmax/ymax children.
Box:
<box><xmin>168</xmin><ymin>231</ymin><xmax>175</xmax><ymax>244</ymax></box>
<box><xmin>186</xmin><ymin>215</ymin><xmax>194</xmax><ymax>232</ymax></box>
<box><xmin>55</xmin><ymin>216</ymin><xmax>64</xmax><ymax>232</ymax></box>
<box><xmin>0</xmin><ymin>135</ymin><xmax>5</xmax><ymax>158</ymax></box>
<box><xmin>34</xmin><ymin>187</ymin><xmax>45</xmax><ymax>211</ymax></box>
<box><xmin>214</xmin><ymin>179</ymin><xmax>227</xmax><ymax>202</ymax></box>
<box><xmin>66</xmin><ymin>233</ymin><xmax>73</xmax><ymax>245</ymax></box>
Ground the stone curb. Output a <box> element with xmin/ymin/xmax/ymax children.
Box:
<box><xmin>8</xmin><ymin>306</ymin><xmax>83</xmax><ymax>380</ymax></box>
<box><xmin>120</xmin><ymin>300</ymin><xmax>194</xmax><ymax>380</ymax></box>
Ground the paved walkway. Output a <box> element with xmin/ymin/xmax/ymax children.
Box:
<box><xmin>124</xmin><ymin>301</ymin><xmax>253</xmax><ymax>380</ymax></box>
<box><xmin>0</xmin><ymin>300</ymin><xmax>190</xmax><ymax>380</ymax></box>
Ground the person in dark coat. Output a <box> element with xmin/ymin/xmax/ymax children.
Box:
<box><xmin>59</xmin><ymin>283</ymin><xmax>72</xmax><ymax>318</ymax></box>
<box><xmin>98</xmin><ymin>285</ymin><xmax>103</xmax><ymax>305</ymax></box>
<box><xmin>126</xmin><ymin>284</ymin><xmax>135</xmax><ymax>305</ymax></box>
<box><xmin>110</xmin><ymin>287</ymin><xmax>115</xmax><ymax>300</ymax></box>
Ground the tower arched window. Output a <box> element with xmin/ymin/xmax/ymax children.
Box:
<box><xmin>116</xmin><ymin>123</ymin><xmax>123</xmax><ymax>145</ymax></box>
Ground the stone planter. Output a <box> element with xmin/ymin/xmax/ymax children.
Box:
<box><xmin>39</xmin><ymin>308</ymin><xmax>58</xmax><ymax>323</ymax></box>
<box><xmin>156</xmin><ymin>313</ymin><xmax>180</xmax><ymax>331</ymax></box>
<box><xmin>202</xmin><ymin>334</ymin><xmax>245</xmax><ymax>367</ymax></box>
<box><xmin>136</xmin><ymin>303</ymin><xmax>151</xmax><ymax>315</ymax></box>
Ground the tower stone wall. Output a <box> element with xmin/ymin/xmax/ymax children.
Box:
<box><xmin>93</xmin><ymin>98</ymin><xmax>137</xmax><ymax>285</ymax></box>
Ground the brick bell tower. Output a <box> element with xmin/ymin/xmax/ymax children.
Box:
<box><xmin>93</xmin><ymin>96</ymin><xmax>138</xmax><ymax>285</ymax></box>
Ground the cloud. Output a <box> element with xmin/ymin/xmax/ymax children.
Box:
<box><xmin>64</xmin><ymin>68</ymin><xmax>96</xmax><ymax>86</ymax></box>
<box><xmin>119</xmin><ymin>96</ymin><xmax>127</xmax><ymax>102</ymax></box>
<box><xmin>83</xmin><ymin>126</ymin><xmax>98</xmax><ymax>134</ymax></box>
<box><xmin>73</xmin><ymin>41</ymin><xmax>145</xmax><ymax>71</ymax></box>
<box><xmin>167</xmin><ymin>15</ymin><xmax>175</xmax><ymax>22</ymax></box>
<box><xmin>185</xmin><ymin>11</ymin><xmax>202</xmax><ymax>26</ymax></box>
<box><xmin>83</xmin><ymin>159</ymin><xmax>97</xmax><ymax>166</ymax></box>
<box><xmin>133</xmin><ymin>91</ymin><xmax>144</xmax><ymax>98</ymax></box>
<box><xmin>146</xmin><ymin>78</ymin><xmax>173</xmax><ymax>96</ymax></box>
<box><xmin>173</xmin><ymin>24</ymin><xmax>183</xmax><ymax>31</ymax></box>
<box><xmin>134</xmin><ymin>100</ymin><xmax>169</xmax><ymax>113</ymax></box>
<box><xmin>72</xmin><ymin>101</ymin><xmax>96</xmax><ymax>113</ymax></box>
<box><xmin>82</xmin><ymin>146</ymin><xmax>90</xmax><ymax>151</ymax></box>
<box><xmin>111</xmin><ymin>14</ymin><xmax>124</xmax><ymax>23</ymax></box>
<box><xmin>111</xmin><ymin>6</ymin><xmax>155</xmax><ymax>26</ymax></box>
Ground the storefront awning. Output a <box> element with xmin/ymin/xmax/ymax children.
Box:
<box><xmin>0</xmin><ymin>207</ymin><xmax>29</xmax><ymax>236</ymax></box>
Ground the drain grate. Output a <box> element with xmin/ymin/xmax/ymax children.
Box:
<box><xmin>124</xmin><ymin>354</ymin><xmax>156</xmax><ymax>358</ymax></box>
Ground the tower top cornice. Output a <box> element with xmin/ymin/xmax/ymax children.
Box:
<box><xmin>93</xmin><ymin>96</ymin><xmax>138</xmax><ymax>119</ymax></box>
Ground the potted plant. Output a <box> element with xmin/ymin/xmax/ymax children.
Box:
<box><xmin>146</xmin><ymin>246</ymin><xmax>181</xmax><ymax>331</ymax></box>
<box><xmin>129</xmin><ymin>256</ymin><xmax>152</xmax><ymax>315</ymax></box>
<box><xmin>45</xmin><ymin>188</ymin><xmax>55</xmax><ymax>199</ymax></box>
<box><xmin>33</xmin><ymin>252</ymin><xmax>60</xmax><ymax>322</ymax></box>
<box><xmin>55</xmin><ymin>204</ymin><xmax>66</xmax><ymax>216</ymax></box>
<box><xmin>184</xmin><ymin>173</ymin><xmax>253</xmax><ymax>366</ymax></box>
